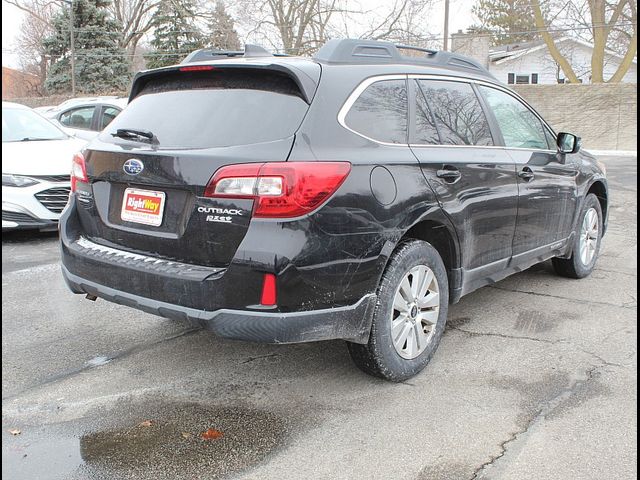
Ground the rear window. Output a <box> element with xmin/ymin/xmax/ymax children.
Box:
<box><xmin>101</xmin><ymin>70</ymin><xmax>309</xmax><ymax>149</ymax></box>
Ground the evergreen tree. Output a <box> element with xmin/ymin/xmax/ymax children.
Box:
<box><xmin>207</xmin><ymin>1</ymin><xmax>241</xmax><ymax>50</ymax></box>
<box><xmin>145</xmin><ymin>0</ymin><xmax>205</xmax><ymax>69</ymax></box>
<box><xmin>471</xmin><ymin>0</ymin><xmax>541</xmax><ymax>46</ymax></box>
<box><xmin>43</xmin><ymin>0</ymin><xmax>131</xmax><ymax>94</ymax></box>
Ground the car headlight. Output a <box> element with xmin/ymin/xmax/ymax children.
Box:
<box><xmin>2</xmin><ymin>174</ymin><xmax>39</xmax><ymax>187</ymax></box>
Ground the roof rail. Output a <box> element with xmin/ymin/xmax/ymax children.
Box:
<box><xmin>181</xmin><ymin>44</ymin><xmax>286</xmax><ymax>64</ymax></box>
<box><xmin>313</xmin><ymin>39</ymin><xmax>495</xmax><ymax>79</ymax></box>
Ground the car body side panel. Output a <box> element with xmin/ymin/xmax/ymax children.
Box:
<box><xmin>507</xmin><ymin>150</ymin><xmax>579</xmax><ymax>255</ymax></box>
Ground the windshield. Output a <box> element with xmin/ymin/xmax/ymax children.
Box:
<box><xmin>102</xmin><ymin>70</ymin><xmax>309</xmax><ymax>149</ymax></box>
<box><xmin>2</xmin><ymin>107</ymin><xmax>68</xmax><ymax>142</ymax></box>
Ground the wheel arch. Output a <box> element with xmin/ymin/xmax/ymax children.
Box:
<box><xmin>397</xmin><ymin>216</ymin><xmax>463</xmax><ymax>303</ymax></box>
<box><xmin>587</xmin><ymin>180</ymin><xmax>608</xmax><ymax>231</ymax></box>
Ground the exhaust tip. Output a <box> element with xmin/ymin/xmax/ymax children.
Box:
<box><xmin>85</xmin><ymin>294</ymin><xmax>98</xmax><ymax>301</ymax></box>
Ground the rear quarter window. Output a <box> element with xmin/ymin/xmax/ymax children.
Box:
<box><xmin>343</xmin><ymin>79</ymin><xmax>408</xmax><ymax>144</ymax></box>
<box><xmin>102</xmin><ymin>70</ymin><xmax>309</xmax><ymax>149</ymax></box>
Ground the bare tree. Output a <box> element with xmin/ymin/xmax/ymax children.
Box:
<box><xmin>7</xmin><ymin>0</ymin><xmax>57</xmax><ymax>88</ymax></box>
<box><xmin>356</xmin><ymin>0</ymin><xmax>436</xmax><ymax>46</ymax></box>
<box><xmin>532</xmin><ymin>0</ymin><xmax>637</xmax><ymax>83</ymax></box>
<box><xmin>233</xmin><ymin>0</ymin><xmax>436</xmax><ymax>56</ymax></box>
<box><xmin>109</xmin><ymin>0</ymin><xmax>160</xmax><ymax>54</ymax></box>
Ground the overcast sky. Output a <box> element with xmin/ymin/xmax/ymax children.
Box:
<box><xmin>1</xmin><ymin>0</ymin><xmax>475</xmax><ymax>69</ymax></box>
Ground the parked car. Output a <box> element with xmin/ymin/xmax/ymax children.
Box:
<box><xmin>33</xmin><ymin>105</ymin><xmax>56</xmax><ymax>114</ymax></box>
<box><xmin>44</xmin><ymin>97</ymin><xmax>127</xmax><ymax>141</ymax></box>
<box><xmin>59</xmin><ymin>40</ymin><xmax>608</xmax><ymax>381</ymax></box>
<box><xmin>2</xmin><ymin>102</ymin><xmax>86</xmax><ymax>231</ymax></box>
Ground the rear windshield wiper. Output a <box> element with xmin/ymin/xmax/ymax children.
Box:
<box><xmin>111</xmin><ymin>128</ymin><xmax>159</xmax><ymax>144</ymax></box>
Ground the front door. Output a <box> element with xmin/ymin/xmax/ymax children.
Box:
<box><xmin>476</xmin><ymin>85</ymin><xmax>579</xmax><ymax>258</ymax></box>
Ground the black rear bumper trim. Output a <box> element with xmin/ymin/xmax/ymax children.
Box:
<box><xmin>62</xmin><ymin>266</ymin><xmax>376</xmax><ymax>344</ymax></box>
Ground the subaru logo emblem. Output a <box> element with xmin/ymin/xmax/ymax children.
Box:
<box><xmin>123</xmin><ymin>159</ymin><xmax>144</xmax><ymax>175</ymax></box>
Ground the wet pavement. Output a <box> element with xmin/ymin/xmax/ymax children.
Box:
<box><xmin>2</xmin><ymin>155</ymin><xmax>637</xmax><ymax>480</ymax></box>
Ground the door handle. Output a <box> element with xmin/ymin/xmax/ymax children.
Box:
<box><xmin>518</xmin><ymin>167</ymin><xmax>535</xmax><ymax>181</ymax></box>
<box><xmin>436</xmin><ymin>167</ymin><xmax>461</xmax><ymax>183</ymax></box>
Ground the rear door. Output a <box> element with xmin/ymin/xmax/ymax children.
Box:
<box><xmin>75</xmin><ymin>67</ymin><xmax>317</xmax><ymax>268</ymax></box>
<box><xmin>409</xmin><ymin>78</ymin><xmax>519</xmax><ymax>279</ymax></box>
<box><xmin>476</xmin><ymin>85</ymin><xmax>578</xmax><ymax>258</ymax></box>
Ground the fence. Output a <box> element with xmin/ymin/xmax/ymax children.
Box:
<box><xmin>512</xmin><ymin>83</ymin><xmax>637</xmax><ymax>151</ymax></box>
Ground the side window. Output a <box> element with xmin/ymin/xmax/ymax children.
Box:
<box><xmin>99</xmin><ymin>106</ymin><xmax>121</xmax><ymax>130</ymax></box>
<box><xmin>479</xmin><ymin>86</ymin><xmax>548</xmax><ymax>150</ymax></box>
<box><xmin>544</xmin><ymin>127</ymin><xmax>557</xmax><ymax>150</ymax></box>
<box><xmin>59</xmin><ymin>106</ymin><xmax>95</xmax><ymax>130</ymax></box>
<box><xmin>418</xmin><ymin>80</ymin><xmax>494</xmax><ymax>146</ymax></box>
<box><xmin>344</xmin><ymin>79</ymin><xmax>407</xmax><ymax>144</ymax></box>
<box><xmin>414</xmin><ymin>81</ymin><xmax>440</xmax><ymax>145</ymax></box>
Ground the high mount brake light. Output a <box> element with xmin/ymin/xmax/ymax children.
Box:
<box><xmin>70</xmin><ymin>152</ymin><xmax>88</xmax><ymax>192</ymax></box>
<box><xmin>179</xmin><ymin>65</ymin><xmax>216</xmax><ymax>72</ymax></box>
<box><xmin>205</xmin><ymin>162</ymin><xmax>351</xmax><ymax>218</ymax></box>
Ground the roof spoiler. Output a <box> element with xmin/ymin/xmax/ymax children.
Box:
<box><xmin>129</xmin><ymin>58</ymin><xmax>319</xmax><ymax>104</ymax></box>
<box><xmin>180</xmin><ymin>44</ymin><xmax>289</xmax><ymax>63</ymax></box>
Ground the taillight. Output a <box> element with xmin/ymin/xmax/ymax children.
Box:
<box><xmin>71</xmin><ymin>152</ymin><xmax>88</xmax><ymax>192</ymax></box>
<box><xmin>205</xmin><ymin>162</ymin><xmax>351</xmax><ymax>218</ymax></box>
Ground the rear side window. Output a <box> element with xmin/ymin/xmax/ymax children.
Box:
<box><xmin>102</xmin><ymin>70</ymin><xmax>309</xmax><ymax>149</ymax></box>
<box><xmin>344</xmin><ymin>79</ymin><xmax>408</xmax><ymax>144</ymax></box>
<box><xmin>417</xmin><ymin>80</ymin><xmax>493</xmax><ymax>146</ymax></box>
<box><xmin>479</xmin><ymin>86</ymin><xmax>548</xmax><ymax>150</ymax></box>
<box><xmin>60</xmin><ymin>106</ymin><xmax>95</xmax><ymax>130</ymax></box>
<box><xmin>99</xmin><ymin>106</ymin><xmax>120</xmax><ymax>130</ymax></box>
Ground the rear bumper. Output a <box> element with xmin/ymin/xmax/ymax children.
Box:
<box><xmin>62</xmin><ymin>265</ymin><xmax>376</xmax><ymax>344</ymax></box>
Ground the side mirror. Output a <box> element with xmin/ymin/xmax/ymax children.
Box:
<box><xmin>557</xmin><ymin>132</ymin><xmax>581</xmax><ymax>154</ymax></box>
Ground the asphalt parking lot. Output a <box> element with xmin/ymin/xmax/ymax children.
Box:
<box><xmin>2</xmin><ymin>155</ymin><xmax>637</xmax><ymax>480</ymax></box>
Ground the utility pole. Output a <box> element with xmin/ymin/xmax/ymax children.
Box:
<box><xmin>443</xmin><ymin>0</ymin><xmax>450</xmax><ymax>51</ymax></box>
<box><xmin>70</xmin><ymin>0</ymin><xmax>76</xmax><ymax>96</ymax></box>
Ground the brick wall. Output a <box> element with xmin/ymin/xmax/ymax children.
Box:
<box><xmin>512</xmin><ymin>83</ymin><xmax>637</xmax><ymax>151</ymax></box>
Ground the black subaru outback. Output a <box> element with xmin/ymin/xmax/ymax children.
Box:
<box><xmin>60</xmin><ymin>39</ymin><xmax>608</xmax><ymax>381</ymax></box>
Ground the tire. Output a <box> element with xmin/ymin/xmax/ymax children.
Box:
<box><xmin>347</xmin><ymin>239</ymin><xmax>449</xmax><ymax>382</ymax></box>
<box><xmin>552</xmin><ymin>193</ymin><xmax>603</xmax><ymax>279</ymax></box>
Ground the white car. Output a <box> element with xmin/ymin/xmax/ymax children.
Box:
<box><xmin>2</xmin><ymin>102</ymin><xmax>86</xmax><ymax>231</ymax></box>
<box><xmin>44</xmin><ymin>97</ymin><xmax>128</xmax><ymax>141</ymax></box>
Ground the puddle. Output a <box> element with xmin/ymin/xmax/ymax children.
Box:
<box><xmin>2</xmin><ymin>435</ymin><xmax>82</xmax><ymax>480</ymax></box>
<box><xmin>3</xmin><ymin>403</ymin><xmax>289</xmax><ymax>480</ymax></box>
<box><xmin>85</xmin><ymin>356</ymin><xmax>112</xmax><ymax>367</ymax></box>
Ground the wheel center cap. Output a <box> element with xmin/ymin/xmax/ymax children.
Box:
<box><xmin>410</xmin><ymin>305</ymin><xmax>418</xmax><ymax>319</ymax></box>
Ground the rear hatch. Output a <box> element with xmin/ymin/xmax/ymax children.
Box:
<box><xmin>74</xmin><ymin>64</ymin><xmax>319</xmax><ymax>267</ymax></box>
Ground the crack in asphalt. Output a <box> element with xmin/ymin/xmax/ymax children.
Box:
<box><xmin>241</xmin><ymin>353</ymin><xmax>281</xmax><ymax>364</ymax></box>
<box><xmin>469</xmin><ymin>364</ymin><xmax>603</xmax><ymax>480</ymax></box>
<box><xmin>2</xmin><ymin>327</ymin><xmax>202</xmax><ymax>402</ymax></box>
<box><xmin>447</xmin><ymin>326</ymin><xmax>627</xmax><ymax>368</ymax></box>
<box><xmin>594</xmin><ymin>268</ymin><xmax>637</xmax><ymax>277</ymax></box>
<box><xmin>488</xmin><ymin>285</ymin><xmax>637</xmax><ymax>310</ymax></box>
<box><xmin>446</xmin><ymin>324</ymin><xmax>631</xmax><ymax>478</ymax></box>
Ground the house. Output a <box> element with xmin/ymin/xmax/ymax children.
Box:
<box><xmin>2</xmin><ymin>66</ymin><xmax>41</xmax><ymax>99</ymax></box>
<box><xmin>451</xmin><ymin>31</ymin><xmax>637</xmax><ymax>84</ymax></box>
